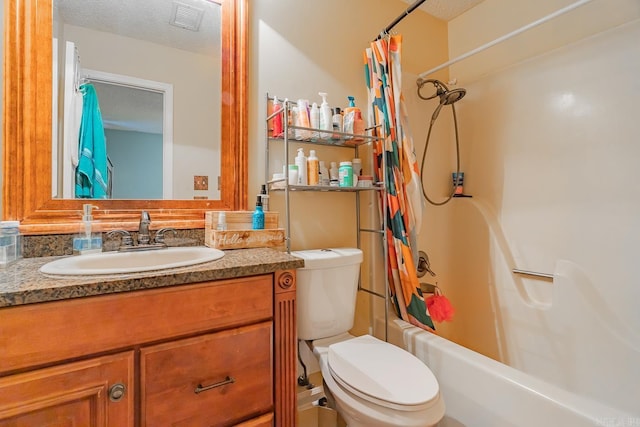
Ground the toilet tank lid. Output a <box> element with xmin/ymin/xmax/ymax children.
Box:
<box><xmin>291</xmin><ymin>248</ymin><xmax>363</xmax><ymax>270</ymax></box>
<box><xmin>328</xmin><ymin>335</ymin><xmax>440</xmax><ymax>407</ymax></box>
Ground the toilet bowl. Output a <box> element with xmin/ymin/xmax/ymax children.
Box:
<box><xmin>312</xmin><ymin>334</ymin><xmax>445</xmax><ymax>427</ymax></box>
<box><xmin>293</xmin><ymin>248</ymin><xmax>445</xmax><ymax>426</ymax></box>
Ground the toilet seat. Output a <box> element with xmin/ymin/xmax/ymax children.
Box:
<box><xmin>327</xmin><ymin>335</ymin><xmax>440</xmax><ymax>412</ymax></box>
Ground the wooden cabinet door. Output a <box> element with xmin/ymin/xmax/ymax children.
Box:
<box><xmin>0</xmin><ymin>352</ymin><xmax>134</xmax><ymax>427</ymax></box>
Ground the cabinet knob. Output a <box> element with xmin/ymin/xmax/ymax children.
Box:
<box><xmin>108</xmin><ymin>383</ymin><xmax>126</xmax><ymax>402</ymax></box>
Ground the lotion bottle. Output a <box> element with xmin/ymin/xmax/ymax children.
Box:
<box><xmin>307</xmin><ymin>150</ymin><xmax>319</xmax><ymax>185</ymax></box>
<box><xmin>295</xmin><ymin>147</ymin><xmax>308</xmax><ymax>185</ymax></box>
<box><xmin>318</xmin><ymin>92</ymin><xmax>333</xmax><ymax>139</ymax></box>
<box><xmin>310</xmin><ymin>102</ymin><xmax>320</xmax><ymax>139</ymax></box>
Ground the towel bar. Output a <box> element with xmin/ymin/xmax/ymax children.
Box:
<box><xmin>512</xmin><ymin>269</ymin><xmax>554</xmax><ymax>280</ymax></box>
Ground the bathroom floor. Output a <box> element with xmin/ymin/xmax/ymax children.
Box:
<box><xmin>297</xmin><ymin>372</ymin><xmax>346</xmax><ymax>427</ymax></box>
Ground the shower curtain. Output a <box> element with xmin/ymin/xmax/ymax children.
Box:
<box><xmin>365</xmin><ymin>35</ymin><xmax>435</xmax><ymax>331</ymax></box>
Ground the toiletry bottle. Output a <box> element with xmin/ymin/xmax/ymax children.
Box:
<box><xmin>216</xmin><ymin>211</ymin><xmax>228</xmax><ymax>231</ymax></box>
<box><xmin>331</xmin><ymin>107</ymin><xmax>343</xmax><ymax>140</ymax></box>
<box><xmin>352</xmin><ymin>111</ymin><xmax>365</xmax><ymax>141</ymax></box>
<box><xmin>73</xmin><ymin>204</ymin><xmax>102</xmax><ymax>255</ymax></box>
<box><xmin>288</xmin><ymin>164</ymin><xmax>299</xmax><ymax>186</ymax></box>
<box><xmin>310</xmin><ymin>102</ymin><xmax>320</xmax><ymax>139</ymax></box>
<box><xmin>319</xmin><ymin>161</ymin><xmax>330</xmax><ymax>186</ymax></box>
<box><xmin>319</xmin><ymin>92</ymin><xmax>333</xmax><ymax>139</ymax></box>
<box><xmin>272</xmin><ymin>96</ymin><xmax>283</xmax><ymax>138</ymax></box>
<box><xmin>295</xmin><ymin>147</ymin><xmax>308</xmax><ymax>185</ymax></box>
<box><xmin>339</xmin><ymin>161</ymin><xmax>354</xmax><ymax>187</ymax></box>
<box><xmin>343</xmin><ymin>96</ymin><xmax>360</xmax><ymax>137</ymax></box>
<box><xmin>259</xmin><ymin>184</ymin><xmax>270</xmax><ymax>211</ymax></box>
<box><xmin>297</xmin><ymin>99</ymin><xmax>311</xmax><ymax>139</ymax></box>
<box><xmin>252</xmin><ymin>195</ymin><xmax>265</xmax><ymax>230</ymax></box>
<box><xmin>307</xmin><ymin>150</ymin><xmax>320</xmax><ymax>186</ymax></box>
<box><xmin>329</xmin><ymin>161</ymin><xmax>339</xmax><ymax>186</ymax></box>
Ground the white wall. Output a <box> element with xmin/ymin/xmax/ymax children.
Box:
<box><xmin>416</xmin><ymin>1</ymin><xmax>640</xmax><ymax>415</ymax></box>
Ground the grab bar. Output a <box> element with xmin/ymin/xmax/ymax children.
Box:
<box><xmin>512</xmin><ymin>269</ymin><xmax>554</xmax><ymax>280</ymax></box>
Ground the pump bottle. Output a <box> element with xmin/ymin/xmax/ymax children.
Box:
<box><xmin>259</xmin><ymin>184</ymin><xmax>270</xmax><ymax>211</ymax></box>
<box><xmin>73</xmin><ymin>204</ymin><xmax>102</xmax><ymax>255</ymax></box>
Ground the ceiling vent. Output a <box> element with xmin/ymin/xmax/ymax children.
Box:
<box><xmin>169</xmin><ymin>1</ymin><xmax>205</xmax><ymax>32</ymax></box>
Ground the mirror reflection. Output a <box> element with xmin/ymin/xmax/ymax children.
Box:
<box><xmin>52</xmin><ymin>0</ymin><xmax>222</xmax><ymax>200</ymax></box>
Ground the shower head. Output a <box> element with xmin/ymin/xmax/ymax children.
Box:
<box><xmin>417</xmin><ymin>78</ymin><xmax>467</xmax><ymax>121</ymax></box>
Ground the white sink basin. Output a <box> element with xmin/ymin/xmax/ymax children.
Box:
<box><xmin>40</xmin><ymin>246</ymin><xmax>225</xmax><ymax>276</ymax></box>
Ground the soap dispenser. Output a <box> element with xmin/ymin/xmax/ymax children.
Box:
<box><xmin>73</xmin><ymin>204</ymin><xmax>102</xmax><ymax>255</ymax></box>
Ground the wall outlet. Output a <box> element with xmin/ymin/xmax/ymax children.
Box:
<box><xmin>194</xmin><ymin>175</ymin><xmax>208</xmax><ymax>190</ymax></box>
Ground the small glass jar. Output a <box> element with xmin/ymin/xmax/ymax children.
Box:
<box><xmin>0</xmin><ymin>221</ymin><xmax>22</xmax><ymax>268</ymax></box>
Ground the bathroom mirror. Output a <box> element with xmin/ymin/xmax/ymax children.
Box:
<box><xmin>2</xmin><ymin>0</ymin><xmax>247</xmax><ymax>233</ymax></box>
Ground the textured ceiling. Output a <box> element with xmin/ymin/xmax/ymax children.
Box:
<box><xmin>403</xmin><ymin>0</ymin><xmax>485</xmax><ymax>21</ymax></box>
<box><xmin>54</xmin><ymin>0</ymin><xmax>221</xmax><ymax>55</ymax></box>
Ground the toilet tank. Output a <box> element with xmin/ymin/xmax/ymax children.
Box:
<box><xmin>292</xmin><ymin>248</ymin><xmax>363</xmax><ymax>341</ymax></box>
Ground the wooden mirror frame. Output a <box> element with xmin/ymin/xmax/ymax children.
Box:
<box><xmin>2</xmin><ymin>0</ymin><xmax>247</xmax><ymax>234</ymax></box>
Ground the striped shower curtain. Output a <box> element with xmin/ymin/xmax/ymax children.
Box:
<box><xmin>365</xmin><ymin>35</ymin><xmax>435</xmax><ymax>331</ymax></box>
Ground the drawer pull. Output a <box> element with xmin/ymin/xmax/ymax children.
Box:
<box><xmin>194</xmin><ymin>376</ymin><xmax>236</xmax><ymax>394</ymax></box>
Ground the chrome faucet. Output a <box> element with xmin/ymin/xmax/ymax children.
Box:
<box><xmin>137</xmin><ymin>211</ymin><xmax>151</xmax><ymax>245</ymax></box>
<box><xmin>107</xmin><ymin>211</ymin><xmax>176</xmax><ymax>252</ymax></box>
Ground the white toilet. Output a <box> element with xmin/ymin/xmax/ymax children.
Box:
<box><xmin>293</xmin><ymin>248</ymin><xmax>445</xmax><ymax>427</ymax></box>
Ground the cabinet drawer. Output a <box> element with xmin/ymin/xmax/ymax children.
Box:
<box><xmin>141</xmin><ymin>322</ymin><xmax>273</xmax><ymax>427</ymax></box>
<box><xmin>0</xmin><ymin>275</ymin><xmax>273</xmax><ymax>374</ymax></box>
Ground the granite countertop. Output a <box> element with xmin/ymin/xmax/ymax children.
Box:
<box><xmin>0</xmin><ymin>247</ymin><xmax>304</xmax><ymax>308</ymax></box>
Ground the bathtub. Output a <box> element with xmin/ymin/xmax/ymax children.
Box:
<box><xmin>383</xmin><ymin>318</ymin><xmax>636</xmax><ymax>427</ymax></box>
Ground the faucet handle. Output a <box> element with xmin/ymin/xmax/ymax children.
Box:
<box><xmin>107</xmin><ymin>230</ymin><xmax>134</xmax><ymax>247</ymax></box>
<box><xmin>154</xmin><ymin>228</ymin><xmax>177</xmax><ymax>245</ymax></box>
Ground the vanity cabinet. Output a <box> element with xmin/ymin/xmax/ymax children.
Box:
<box><xmin>0</xmin><ymin>270</ymin><xmax>297</xmax><ymax>426</ymax></box>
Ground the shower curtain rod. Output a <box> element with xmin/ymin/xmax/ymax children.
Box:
<box><xmin>417</xmin><ymin>0</ymin><xmax>595</xmax><ymax>79</ymax></box>
<box><xmin>374</xmin><ymin>0</ymin><xmax>427</xmax><ymax>41</ymax></box>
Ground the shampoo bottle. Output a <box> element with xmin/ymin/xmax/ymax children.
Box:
<box><xmin>319</xmin><ymin>161</ymin><xmax>330</xmax><ymax>186</ymax></box>
<box><xmin>272</xmin><ymin>96</ymin><xmax>283</xmax><ymax>138</ymax></box>
<box><xmin>307</xmin><ymin>150</ymin><xmax>319</xmax><ymax>185</ymax></box>
<box><xmin>73</xmin><ymin>204</ymin><xmax>102</xmax><ymax>255</ymax></box>
<box><xmin>310</xmin><ymin>102</ymin><xmax>320</xmax><ymax>139</ymax></box>
<box><xmin>318</xmin><ymin>92</ymin><xmax>333</xmax><ymax>139</ymax></box>
<box><xmin>295</xmin><ymin>147</ymin><xmax>308</xmax><ymax>185</ymax></box>
<box><xmin>297</xmin><ymin>99</ymin><xmax>311</xmax><ymax>139</ymax></box>
<box><xmin>353</xmin><ymin>111</ymin><xmax>365</xmax><ymax>141</ymax></box>
<box><xmin>343</xmin><ymin>96</ymin><xmax>360</xmax><ymax>137</ymax></box>
<box><xmin>252</xmin><ymin>196</ymin><xmax>265</xmax><ymax>230</ymax></box>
